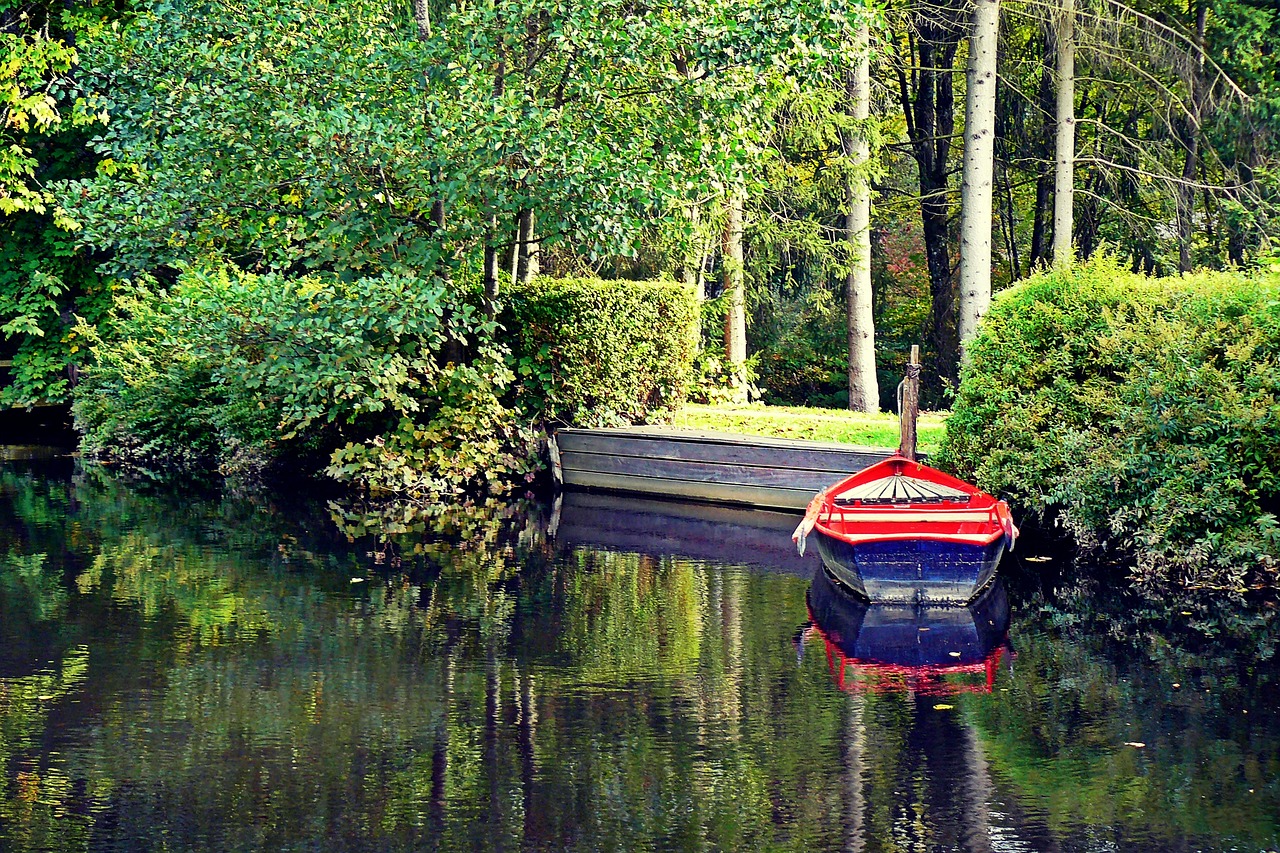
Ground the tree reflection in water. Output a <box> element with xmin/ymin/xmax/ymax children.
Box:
<box><xmin>0</xmin><ymin>462</ymin><xmax>1275</xmax><ymax>852</ymax></box>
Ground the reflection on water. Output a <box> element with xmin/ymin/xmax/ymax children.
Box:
<box><xmin>0</xmin><ymin>461</ymin><xmax>1277</xmax><ymax>852</ymax></box>
<box><xmin>805</xmin><ymin>569</ymin><xmax>1011</xmax><ymax>696</ymax></box>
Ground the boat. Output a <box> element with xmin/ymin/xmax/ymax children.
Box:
<box><xmin>792</xmin><ymin>454</ymin><xmax>1017</xmax><ymax>603</ymax></box>
<box><xmin>803</xmin><ymin>566</ymin><xmax>1011</xmax><ymax>696</ymax></box>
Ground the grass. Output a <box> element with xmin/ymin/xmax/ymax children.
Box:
<box><xmin>667</xmin><ymin>403</ymin><xmax>947</xmax><ymax>453</ymax></box>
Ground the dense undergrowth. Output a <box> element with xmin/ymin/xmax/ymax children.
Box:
<box><xmin>71</xmin><ymin>265</ymin><xmax>697</xmax><ymax>502</ymax></box>
<box><xmin>939</xmin><ymin>256</ymin><xmax>1280</xmax><ymax>592</ymax></box>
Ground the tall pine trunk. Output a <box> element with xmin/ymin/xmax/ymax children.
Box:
<box><xmin>845</xmin><ymin>19</ymin><xmax>879</xmax><ymax>413</ymax></box>
<box><xmin>957</xmin><ymin>0</ymin><xmax>1000</xmax><ymax>356</ymax></box>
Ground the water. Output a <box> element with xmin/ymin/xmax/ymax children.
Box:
<box><xmin>1</xmin><ymin>460</ymin><xmax>1277</xmax><ymax>852</ymax></box>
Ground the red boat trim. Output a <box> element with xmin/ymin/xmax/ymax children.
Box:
<box><xmin>810</xmin><ymin>454</ymin><xmax>1013</xmax><ymax>549</ymax></box>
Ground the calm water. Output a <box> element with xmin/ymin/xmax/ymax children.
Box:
<box><xmin>1</xmin><ymin>459</ymin><xmax>1277</xmax><ymax>853</ymax></box>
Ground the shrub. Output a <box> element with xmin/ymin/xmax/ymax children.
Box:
<box><xmin>938</xmin><ymin>255</ymin><xmax>1280</xmax><ymax>592</ymax></box>
<box><xmin>502</xmin><ymin>276</ymin><xmax>697</xmax><ymax>425</ymax></box>
<box><xmin>74</xmin><ymin>265</ymin><xmax>539</xmax><ymax>499</ymax></box>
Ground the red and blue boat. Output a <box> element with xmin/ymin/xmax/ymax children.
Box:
<box><xmin>793</xmin><ymin>455</ymin><xmax>1017</xmax><ymax>604</ymax></box>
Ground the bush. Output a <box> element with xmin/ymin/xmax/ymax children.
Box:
<box><xmin>74</xmin><ymin>265</ymin><xmax>539</xmax><ymax>499</ymax></box>
<box><xmin>502</xmin><ymin>276</ymin><xmax>697</xmax><ymax>425</ymax></box>
<box><xmin>938</xmin><ymin>255</ymin><xmax>1280</xmax><ymax>592</ymax></box>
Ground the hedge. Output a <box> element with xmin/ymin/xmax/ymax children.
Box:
<box><xmin>503</xmin><ymin>277</ymin><xmax>698</xmax><ymax>425</ymax></box>
<box><xmin>937</xmin><ymin>255</ymin><xmax>1280</xmax><ymax>592</ymax></box>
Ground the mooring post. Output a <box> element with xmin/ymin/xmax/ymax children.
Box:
<box><xmin>898</xmin><ymin>345</ymin><xmax>920</xmax><ymax>461</ymax></box>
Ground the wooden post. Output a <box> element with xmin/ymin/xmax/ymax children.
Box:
<box><xmin>898</xmin><ymin>345</ymin><xmax>920</xmax><ymax>461</ymax></box>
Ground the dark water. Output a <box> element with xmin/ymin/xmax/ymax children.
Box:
<box><xmin>1</xmin><ymin>460</ymin><xmax>1277</xmax><ymax>853</ymax></box>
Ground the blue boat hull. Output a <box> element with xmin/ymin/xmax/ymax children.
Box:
<box><xmin>813</xmin><ymin>530</ymin><xmax>1008</xmax><ymax>603</ymax></box>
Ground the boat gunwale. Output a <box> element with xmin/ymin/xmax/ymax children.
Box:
<box><xmin>809</xmin><ymin>454</ymin><xmax>1010</xmax><ymax>549</ymax></box>
<box><xmin>814</xmin><ymin>526</ymin><xmax>1007</xmax><ymax>547</ymax></box>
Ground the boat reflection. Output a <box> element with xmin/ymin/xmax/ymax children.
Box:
<box><xmin>804</xmin><ymin>567</ymin><xmax>1011</xmax><ymax>696</ymax></box>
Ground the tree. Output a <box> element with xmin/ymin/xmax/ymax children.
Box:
<box><xmin>885</xmin><ymin>0</ymin><xmax>967</xmax><ymax>392</ymax></box>
<box><xmin>722</xmin><ymin>189</ymin><xmax>747</xmax><ymax>397</ymax></box>
<box><xmin>1053</xmin><ymin>0</ymin><xmax>1076</xmax><ymax>267</ymax></box>
<box><xmin>844</xmin><ymin>18</ymin><xmax>879</xmax><ymax>412</ymax></box>
<box><xmin>0</xmin><ymin>4</ymin><xmax>76</xmax><ymax>215</ymax></box>
<box><xmin>957</xmin><ymin>0</ymin><xmax>1001</xmax><ymax>354</ymax></box>
<box><xmin>59</xmin><ymin>0</ymin><xmax>854</xmax><ymax>302</ymax></box>
<box><xmin>0</xmin><ymin>0</ymin><xmax>112</xmax><ymax>408</ymax></box>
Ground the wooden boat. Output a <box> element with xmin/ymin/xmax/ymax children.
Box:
<box><xmin>803</xmin><ymin>567</ymin><xmax>1011</xmax><ymax>696</ymax></box>
<box><xmin>550</xmin><ymin>426</ymin><xmax>899</xmax><ymax>511</ymax></box>
<box><xmin>792</xmin><ymin>454</ymin><xmax>1017</xmax><ymax>604</ymax></box>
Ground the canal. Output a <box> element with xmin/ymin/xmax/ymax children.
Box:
<box><xmin>1</xmin><ymin>457</ymin><xmax>1277</xmax><ymax>852</ymax></box>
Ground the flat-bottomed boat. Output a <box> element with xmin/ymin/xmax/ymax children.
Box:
<box><xmin>793</xmin><ymin>455</ymin><xmax>1017</xmax><ymax>603</ymax></box>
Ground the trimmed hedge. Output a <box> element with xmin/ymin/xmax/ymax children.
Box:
<box><xmin>503</xmin><ymin>277</ymin><xmax>698</xmax><ymax>425</ymax></box>
<box><xmin>938</xmin><ymin>256</ymin><xmax>1280</xmax><ymax>592</ymax></box>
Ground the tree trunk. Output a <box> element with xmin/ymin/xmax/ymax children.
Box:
<box><xmin>845</xmin><ymin>19</ymin><xmax>879</xmax><ymax>413</ymax></box>
<box><xmin>518</xmin><ymin>209</ymin><xmax>538</xmax><ymax>282</ymax></box>
<box><xmin>1028</xmin><ymin>32</ymin><xmax>1055</xmax><ymax>271</ymax></box>
<box><xmin>998</xmin><ymin>143</ymin><xmax>1020</xmax><ymax>281</ymax></box>
<box><xmin>1176</xmin><ymin>0</ymin><xmax>1208</xmax><ymax>273</ymax></box>
<box><xmin>1052</xmin><ymin>0</ymin><xmax>1075</xmax><ymax>268</ymax></box>
<box><xmin>483</xmin><ymin>234</ymin><xmax>500</xmax><ymax>316</ymax></box>
<box><xmin>411</xmin><ymin>0</ymin><xmax>432</xmax><ymax>39</ymax></box>
<box><xmin>722</xmin><ymin>191</ymin><xmax>746</xmax><ymax>398</ymax></box>
<box><xmin>891</xmin><ymin>3</ymin><xmax>965</xmax><ymax>394</ymax></box>
<box><xmin>957</xmin><ymin>0</ymin><xmax>1000</xmax><ymax>357</ymax></box>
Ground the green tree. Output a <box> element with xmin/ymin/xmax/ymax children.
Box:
<box><xmin>1</xmin><ymin>0</ymin><xmax>111</xmax><ymax>407</ymax></box>
<box><xmin>59</xmin><ymin>0</ymin><xmax>860</xmax><ymax>296</ymax></box>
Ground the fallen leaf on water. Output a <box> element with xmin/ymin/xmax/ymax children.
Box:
<box><xmin>933</xmin><ymin>704</ymin><xmax>954</xmax><ymax>711</ymax></box>
<box><xmin>1124</xmin><ymin>742</ymin><xmax>1146</xmax><ymax>748</ymax></box>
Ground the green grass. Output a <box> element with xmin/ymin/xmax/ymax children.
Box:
<box><xmin>667</xmin><ymin>403</ymin><xmax>947</xmax><ymax>453</ymax></box>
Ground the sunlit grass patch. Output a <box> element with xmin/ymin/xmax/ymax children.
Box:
<box><xmin>667</xmin><ymin>403</ymin><xmax>947</xmax><ymax>453</ymax></box>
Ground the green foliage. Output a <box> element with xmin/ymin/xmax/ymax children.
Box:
<box><xmin>687</xmin><ymin>292</ymin><xmax>761</xmax><ymax>404</ymax></box>
<box><xmin>0</xmin><ymin>9</ymin><xmax>77</xmax><ymax>215</ymax></box>
<box><xmin>57</xmin><ymin>0</ymin><xmax>861</xmax><ymax>279</ymax></box>
<box><xmin>1</xmin><ymin>1</ymin><xmax>116</xmax><ymax>409</ymax></box>
<box><xmin>0</xmin><ymin>186</ymin><xmax>110</xmax><ymax>407</ymax></box>
<box><xmin>751</xmin><ymin>287</ymin><xmax>846</xmax><ymax>407</ymax></box>
<box><xmin>502</xmin><ymin>276</ymin><xmax>697</xmax><ymax>425</ymax></box>
<box><xmin>939</xmin><ymin>255</ymin><xmax>1280</xmax><ymax>591</ymax></box>
<box><xmin>73</xmin><ymin>265</ymin><xmax>538</xmax><ymax>499</ymax></box>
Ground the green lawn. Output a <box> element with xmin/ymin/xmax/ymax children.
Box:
<box><xmin>667</xmin><ymin>403</ymin><xmax>948</xmax><ymax>453</ymax></box>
